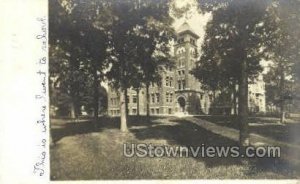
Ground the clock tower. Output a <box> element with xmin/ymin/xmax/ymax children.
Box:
<box><xmin>174</xmin><ymin>22</ymin><xmax>208</xmax><ymax>114</ymax></box>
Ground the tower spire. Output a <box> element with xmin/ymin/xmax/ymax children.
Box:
<box><xmin>176</xmin><ymin>22</ymin><xmax>199</xmax><ymax>39</ymax></box>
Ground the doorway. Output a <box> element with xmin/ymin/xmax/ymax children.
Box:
<box><xmin>177</xmin><ymin>97</ymin><xmax>186</xmax><ymax>112</ymax></box>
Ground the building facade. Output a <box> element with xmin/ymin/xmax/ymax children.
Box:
<box><xmin>248</xmin><ymin>75</ymin><xmax>266</xmax><ymax>113</ymax></box>
<box><xmin>107</xmin><ymin>22</ymin><xmax>266</xmax><ymax>116</ymax></box>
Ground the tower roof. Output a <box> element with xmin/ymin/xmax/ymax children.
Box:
<box><xmin>177</xmin><ymin>22</ymin><xmax>199</xmax><ymax>39</ymax></box>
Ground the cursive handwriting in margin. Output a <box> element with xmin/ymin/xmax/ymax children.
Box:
<box><xmin>33</xmin><ymin>16</ymin><xmax>47</xmax><ymax>177</ymax></box>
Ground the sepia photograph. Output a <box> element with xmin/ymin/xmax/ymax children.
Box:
<box><xmin>49</xmin><ymin>0</ymin><xmax>300</xmax><ymax>180</ymax></box>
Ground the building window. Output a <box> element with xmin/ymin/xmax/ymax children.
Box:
<box><xmin>111</xmin><ymin>98</ymin><xmax>119</xmax><ymax>106</ymax></box>
<box><xmin>166</xmin><ymin>76</ymin><xmax>169</xmax><ymax>86</ymax></box>
<box><xmin>178</xmin><ymin>70</ymin><xmax>185</xmax><ymax>76</ymax></box>
<box><xmin>169</xmin><ymin>77</ymin><xmax>173</xmax><ymax>86</ymax></box>
<box><xmin>166</xmin><ymin>92</ymin><xmax>172</xmax><ymax>103</ymax></box>
<box><xmin>182</xmin><ymin>80</ymin><xmax>186</xmax><ymax>89</ymax></box>
<box><xmin>126</xmin><ymin>95</ymin><xmax>130</xmax><ymax>103</ymax></box>
<box><xmin>156</xmin><ymin>93</ymin><xmax>160</xmax><ymax>103</ymax></box>
<box><xmin>166</xmin><ymin>92</ymin><xmax>169</xmax><ymax>102</ymax></box>
<box><xmin>132</xmin><ymin>108</ymin><xmax>137</xmax><ymax>114</ymax></box>
<box><xmin>168</xmin><ymin>108</ymin><xmax>172</xmax><ymax>114</ymax></box>
<box><xmin>179</xmin><ymin>59</ymin><xmax>184</xmax><ymax>67</ymax></box>
<box><xmin>151</xmin><ymin>94</ymin><xmax>155</xmax><ymax>103</ymax></box>
<box><xmin>178</xmin><ymin>80</ymin><xmax>181</xmax><ymax>90</ymax></box>
<box><xmin>156</xmin><ymin>108</ymin><xmax>159</xmax><ymax>114</ymax></box>
<box><xmin>178</xmin><ymin>59</ymin><xmax>184</xmax><ymax>67</ymax></box>
<box><xmin>178</xmin><ymin>38</ymin><xmax>184</xmax><ymax>43</ymax></box>
<box><xmin>190</xmin><ymin>38</ymin><xmax>195</xmax><ymax>45</ymax></box>
<box><xmin>151</xmin><ymin>108</ymin><xmax>155</xmax><ymax>114</ymax></box>
<box><xmin>132</xmin><ymin>95</ymin><xmax>137</xmax><ymax>103</ymax></box>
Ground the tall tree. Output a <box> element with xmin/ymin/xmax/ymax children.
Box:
<box><xmin>106</xmin><ymin>0</ymin><xmax>174</xmax><ymax>130</ymax></box>
<box><xmin>49</xmin><ymin>1</ymin><xmax>90</xmax><ymax>118</ymax></box>
<box><xmin>49</xmin><ymin>0</ymin><xmax>110</xmax><ymax>119</ymax></box>
<box><xmin>105</xmin><ymin>0</ymin><xmax>144</xmax><ymax>131</ymax></box>
<box><xmin>193</xmin><ymin>0</ymin><xmax>270</xmax><ymax>146</ymax></box>
<box><xmin>138</xmin><ymin>35</ymin><xmax>175</xmax><ymax>119</ymax></box>
<box><xmin>263</xmin><ymin>0</ymin><xmax>300</xmax><ymax>123</ymax></box>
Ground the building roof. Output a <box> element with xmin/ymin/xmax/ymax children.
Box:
<box><xmin>176</xmin><ymin>22</ymin><xmax>199</xmax><ymax>39</ymax></box>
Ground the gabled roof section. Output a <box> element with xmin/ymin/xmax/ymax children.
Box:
<box><xmin>176</xmin><ymin>22</ymin><xmax>199</xmax><ymax>39</ymax></box>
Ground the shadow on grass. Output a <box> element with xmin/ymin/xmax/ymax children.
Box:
<box><xmin>51</xmin><ymin>115</ymin><xmax>299</xmax><ymax>178</ymax></box>
<box><xmin>129</xmin><ymin>118</ymin><xmax>298</xmax><ymax>177</ymax></box>
<box><xmin>131</xmin><ymin>119</ymin><xmax>241</xmax><ymax>167</ymax></box>
<box><xmin>51</xmin><ymin>116</ymin><xmax>161</xmax><ymax>143</ymax></box>
<box><xmin>197</xmin><ymin>116</ymin><xmax>300</xmax><ymax>146</ymax></box>
<box><xmin>251</xmin><ymin>124</ymin><xmax>300</xmax><ymax>146</ymax></box>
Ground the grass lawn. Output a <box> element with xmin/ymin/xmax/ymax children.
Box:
<box><xmin>198</xmin><ymin>116</ymin><xmax>300</xmax><ymax>146</ymax></box>
<box><xmin>50</xmin><ymin>116</ymin><xmax>299</xmax><ymax>180</ymax></box>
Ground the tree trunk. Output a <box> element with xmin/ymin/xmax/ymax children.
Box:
<box><xmin>280</xmin><ymin>68</ymin><xmax>285</xmax><ymax>123</ymax></box>
<box><xmin>232</xmin><ymin>83</ymin><xmax>238</xmax><ymax>115</ymax></box>
<box><xmin>93</xmin><ymin>71</ymin><xmax>99</xmax><ymax>121</ymax></box>
<box><xmin>70</xmin><ymin>101</ymin><xmax>76</xmax><ymax>119</ymax></box>
<box><xmin>50</xmin><ymin>118</ymin><xmax>54</xmax><ymax>146</ymax></box>
<box><xmin>125</xmin><ymin>88</ymin><xmax>129</xmax><ymax>117</ymax></box>
<box><xmin>213</xmin><ymin>90</ymin><xmax>216</xmax><ymax>101</ymax></box>
<box><xmin>120</xmin><ymin>89</ymin><xmax>128</xmax><ymax>132</ymax></box>
<box><xmin>146</xmin><ymin>83</ymin><xmax>150</xmax><ymax>119</ymax></box>
<box><xmin>69</xmin><ymin>50</ymin><xmax>80</xmax><ymax>121</ymax></box>
<box><xmin>136</xmin><ymin>88</ymin><xmax>140</xmax><ymax>116</ymax></box>
<box><xmin>239</xmin><ymin>59</ymin><xmax>249</xmax><ymax>147</ymax></box>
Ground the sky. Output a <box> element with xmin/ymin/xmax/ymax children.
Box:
<box><xmin>172</xmin><ymin>0</ymin><xmax>212</xmax><ymax>49</ymax></box>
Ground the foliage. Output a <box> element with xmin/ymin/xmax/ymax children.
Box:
<box><xmin>192</xmin><ymin>0</ymin><xmax>270</xmax><ymax>92</ymax></box>
<box><xmin>105</xmin><ymin>0</ymin><xmax>175</xmax><ymax>90</ymax></box>
<box><xmin>49</xmin><ymin>0</ymin><xmax>110</xmax><ymax>117</ymax></box>
<box><xmin>263</xmin><ymin>0</ymin><xmax>300</xmax><ymax>111</ymax></box>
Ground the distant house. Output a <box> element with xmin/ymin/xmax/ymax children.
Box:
<box><xmin>248</xmin><ymin>75</ymin><xmax>266</xmax><ymax>113</ymax></box>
